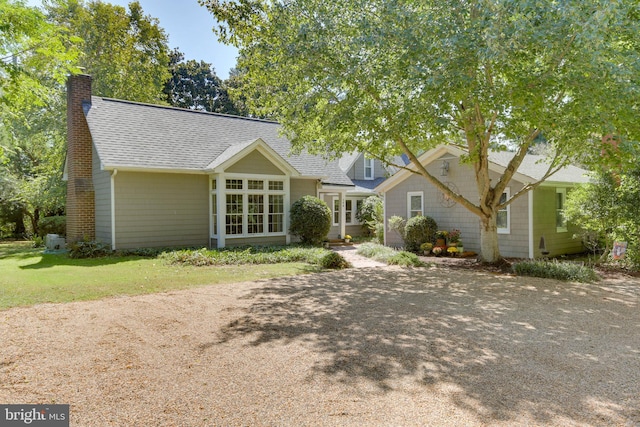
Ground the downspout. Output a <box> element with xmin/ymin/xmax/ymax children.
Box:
<box><xmin>111</xmin><ymin>169</ymin><xmax>118</xmax><ymax>250</ymax></box>
<box><xmin>528</xmin><ymin>190</ymin><xmax>534</xmax><ymax>259</ymax></box>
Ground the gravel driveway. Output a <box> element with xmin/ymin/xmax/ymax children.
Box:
<box><xmin>1</xmin><ymin>266</ymin><xmax>639</xmax><ymax>426</ymax></box>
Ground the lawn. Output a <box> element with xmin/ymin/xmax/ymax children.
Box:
<box><xmin>0</xmin><ymin>241</ymin><xmax>318</xmax><ymax>310</ymax></box>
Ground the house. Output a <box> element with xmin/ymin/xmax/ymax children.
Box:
<box><xmin>375</xmin><ymin>145</ymin><xmax>590</xmax><ymax>258</ymax></box>
<box><xmin>65</xmin><ymin>74</ymin><xmax>359</xmax><ymax>250</ymax></box>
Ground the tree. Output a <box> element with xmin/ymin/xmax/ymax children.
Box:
<box><xmin>46</xmin><ymin>0</ymin><xmax>170</xmax><ymax>103</ymax></box>
<box><xmin>0</xmin><ymin>0</ymin><xmax>78</xmax><ymax>113</ymax></box>
<box><xmin>202</xmin><ymin>0</ymin><xmax>640</xmax><ymax>262</ymax></box>
<box><xmin>565</xmin><ymin>166</ymin><xmax>640</xmax><ymax>268</ymax></box>
<box><xmin>165</xmin><ymin>48</ymin><xmax>251</xmax><ymax>116</ymax></box>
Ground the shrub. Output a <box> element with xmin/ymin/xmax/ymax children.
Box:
<box><xmin>289</xmin><ymin>196</ymin><xmax>331</xmax><ymax>245</ymax></box>
<box><xmin>388</xmin><ymin>215</ymin><xmax>406</xmax><ymax>238</ymax></box>
<box><xmin>387</xmin><ymin>251</ymin><xmax>424</xmax><ymax>267</ymax></box>
<box><xmin>512</xmin><ymin>259</ymin><xmax>599</xmax><ymax>282</ymax></box>
<box><xmin>38</xmin><ymin>216</ymin><xmax>66</xmax><ymax>237</ymax></box>
<box><xmin>319</xmin><ymin>251</ymin><xmax>350</xmax><ymax>269</ymax></box>
<box><xmin>374</xmin><ymin>222</ymin><xmax>384</xmax><ymax>244</ymax></box>
<box><xmin>356</xmin><ymin>242</ymin><xmax>427</xmax><ymax>267</ymax></box>
<box><xmin>356</xmin><ymin>195</ymin><xmax>383</xmax><ymax>236</ymax></box>
<box><xmin>404</xmin><ymin>215</ymin><xmax>438</xmax><ymax>252</ymax></box>
<box><xmin>68</xmin><ymin>240</ymin><xmax>112</xmax><ymax>258</ymax></box>
<box><xmin>159</xmin><ymin>245</ymin><xmax>343</xmax><ymax>268</ymax></box>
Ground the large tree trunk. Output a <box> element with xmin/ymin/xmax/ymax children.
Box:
<box><xmin>479</xmin><ymin>213</ymin><xmax>501</xmax><ymax>263</ymax></box>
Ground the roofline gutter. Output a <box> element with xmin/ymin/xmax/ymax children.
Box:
<box><xmin>102</xmin><ymin>165</ymin><xmax>209</xmax><ymax>175</ymax></box>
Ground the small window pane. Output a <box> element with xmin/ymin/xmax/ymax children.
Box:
<box><xmin>248</xmin><ymin>180</ymin><xmax>264</xmax><ymax>190</ymax></box>
<box><xmin>226</xmin><ymin>179</ymin><xmax>243</xmax><ymax>190</ymax></box>
<box><xmin>269</xmin><ymin>181</ymin><xmax>284</xmax><ymax>191</ymax></box>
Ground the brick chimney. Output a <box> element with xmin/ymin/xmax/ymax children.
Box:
<box><xmin>66</xmin><ymin>74</ymin><xmax>95</xmax><ymax>242</ymax></box>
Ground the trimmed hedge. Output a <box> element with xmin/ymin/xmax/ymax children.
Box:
<box><xmin>289</xmin><ymin>196</ymin><xmax>331</xmax><ymax>245</ymax></box>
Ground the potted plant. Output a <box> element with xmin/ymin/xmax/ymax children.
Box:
<box><xmin>447</xmin><ymin>246</ymin><xmax>458</xmax><ymax>256</ymax></box>
<box><xmin>432</xmin><ymin>246</ymin><xmax>444</xmax><ymax>256</ymax></box>
<box><xmin>448</xmin><ymin>229</ymin><xmax>461</xmax><ymax>246</ymax></box>
<box><xmin>420</xmin><ymin>242</ymin><xmax>433</xmax><ymax>255</ymax></box>
<box><xmin>344</xmin><ymin>234</ymin><xmax>352</xmax><ymax>243</ymax></box>
<box><xmin>457</xmin><ymin>241</ymin><xmax>464</xmax><ymax>254</ymax></box>
<box><xmin>435</xmin><ymin>230</ymin><xmax>449</xmax><ymax>247</ymax></box>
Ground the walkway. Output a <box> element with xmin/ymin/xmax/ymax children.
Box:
<box><xmin>330</xmin><ymin>244</ymin><xmax>386</xmax><ymax>268</ymax></box>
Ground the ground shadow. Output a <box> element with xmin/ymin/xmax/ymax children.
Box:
<box><xmin>208</xmin><ymin>267</ymin><xmax>640</xmax><ymax>425</ymax></box>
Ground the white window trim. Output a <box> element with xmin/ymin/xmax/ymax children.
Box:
<box><xmin>332</xmin><ymin>196</ymin><xmax>340</xmax><ymax>226</ymax></box>
<box><xmin>556</xmin><ymin>187</ymin><xmax>568</xmax><ymax>233</ymax></box>
<box><xmin>407</xmin><ymin>191</ymin><xmax>423</xmax><ymax>218</ymax></box>
<box><xmin>212</xmin><ymin>173</ymin><xmax>289</xmax><ymax>242</ymax></box>
<box><xmin>497</xmin><ymin>188</ymin><xmax>510</xmax><ymax>234</ymax></box>
<box><xmin>364</xmin><ymin>157</ymin><xmax>374</xmax><ymax>180</ymax></box>
<box><xmin>345</xmin><ymin>197</ymin><xmax>361</xmax><ymax>225</ymax></box>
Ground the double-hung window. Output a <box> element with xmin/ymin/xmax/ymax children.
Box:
<box><xmin>407</xmin><ymin>191</ymin><xmax>423</xmax><ymax>218</ymax></box>
<box><xmin>497</xmin><ymin>188</ymin><xmax>510</xmax><ymax>234</ymax></box>
<box><xmin>364</xmin><ymin>157</ymin><xmax>374</xmax><ymax>180</ymax></box>
<box><xmin>556</xmin><ymin>188</ymin><xmax>567</xmax><ymax>232</ymax></box>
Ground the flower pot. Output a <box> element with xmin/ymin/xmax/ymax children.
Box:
<box><xmin>436</xmin><ymin>238</ymin><xmax>446</xmax><ymax>247</ymax></box>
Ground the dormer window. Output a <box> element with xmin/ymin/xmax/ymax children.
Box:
<box><xmin>364</xmin><ymin>157</ymin><xmax>374</xmax><ymax>180</ymax></box>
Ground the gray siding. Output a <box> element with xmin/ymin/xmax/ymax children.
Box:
<box><xmin>347</xmin><ymin>154</ymin><xmax>388</xmax><ymax>180</ymax></box>
<box><xmin>92</xmin><ymin>145</ymin><xmax>112</xmax><ymax>245</ymax></box>
<box><xmin>384</xmin><ymin>155</ymin><xmax>531</xmax><ymax>257</ymax></box>
<box><xmin>532</xmin><ymin>187</ymin><xmax>584</xmax><ymax>257</ymax></box>
<box><xmin>114</xmin><ymin>172</ymin><xmax>209</xmax><ymax>249</ymax></box>
<box><xmin>226</xmin><ymin>150</ymin><xmax>285</xmax><ymax>175</ymax></box>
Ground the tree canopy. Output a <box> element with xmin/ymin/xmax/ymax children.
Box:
<box><xmin>0</xmin><ymin>0</ymin><xmax>79</xmax><ymax>112</ymax></box>
<box><xmin>46</xmin><ymin>0</ymin><xmax>170</xmax><ymax>103</ymax></box>
<box><xmin>203</xmin><ymin>0</ymin><xmax>640</xmax><ymax>262</ymax></box>
<box><xmin>164</xmin><ymin>48</ymin><xmax>248</xmax><ymax>115</ymax></box>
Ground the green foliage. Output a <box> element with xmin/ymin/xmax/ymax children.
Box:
<box><xmin>159</xmin><ymin>245</ymin><xmax>346</xmax><ymax>269</ymax></box>
<box><xmin>289</xmin><ymin>196</ymin><xmax>331</xmax><ymax>245</ymax></box>
<box><xmin>318</xmin><ymin>251</ymin><xmax>350</xmax><ymax>269</ymax></box>
<box><xmin>387</xmin><ymin>251</ymin><xmax>424</xmax><ymax>267</ymax></box>
<box><xmin>387</xmin><ymin>216</ymin><xmax>406</xmax><ymax>240</ymax></box>
<box><xmin>565</xmin><ymin>168</ymin><xmax>640</xmax><ymax>269</ymax></box>
<box><xmin>0</xmin><ymin>0</ymin><xmax>79</xmax><ymax>111</ymax></box>
<box><xmin>205</xmin><ymin>0</ymin><xmax>640</xmax><ymax>263</ymax></box>
<box><xmin>164</xmin><ymin>49</ymin><xmax>246</xmax><ymax>115</ymax></box>
<box><xmin>38</xmin><ymin>215</ymin><xmax>66</xmax><ymax>237</ymax></box>
<box><xmin>68</xmin><ymin>240</ymin><xmax>111</xmax><ymax>259</ymax></box>
<box><xmin>46</xmin><ymin>0</ymin><xmax>171</xmax><ymax>103</ymax></box>
<box><xmin>404</xmin><ymin>215</ymin><xmax>438</xmax><ymax>252</ymax></box>
<box><xmin>356</xmin><ymin>242</ymin><xmax>427</xmax><ymax>267</ymax></box>
<box><xmin>355</xmin><ymin>195</ymin><xmax>383</xmax><ymax>236</ymax></box>
<box><xmin>512</xmin><ymin>259</ymin><xmax>598</xmax><ymax>283</ymax></box>
<box><xmin>374</xmin><ymin>222</ymin><xmax>384</xmax><ymax>244</ymax></box>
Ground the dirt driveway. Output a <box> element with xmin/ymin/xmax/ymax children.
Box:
<box><xmin>1</xmin><ymin>266</ymin><xmax>639</xmax><ymax>426</ymax></box>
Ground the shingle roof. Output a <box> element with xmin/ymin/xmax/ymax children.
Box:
<box><xmin>488</xmin><ymin>151</ymin><xmax>590</xmax><ymax>184</ymax></box>
<box><xmin>84</xmin><ymin>97</ymin><xmax>353</xmax><ymax>186</ymax></box>
<box><xmin>350</xmin><ymin>178</ymin><xmax>387</xmax><ymax>193</ymax></box>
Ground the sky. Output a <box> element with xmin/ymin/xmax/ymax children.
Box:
<box><xmin>28</xmin><ymin>0</ymin><xmax>239</xmax><ymax>79</ymax></box>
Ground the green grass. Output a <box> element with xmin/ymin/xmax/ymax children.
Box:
<box><xmin>0</xmin><ymin>241</ymin><xmax>320</xmax><ymax>310</ymax></box>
